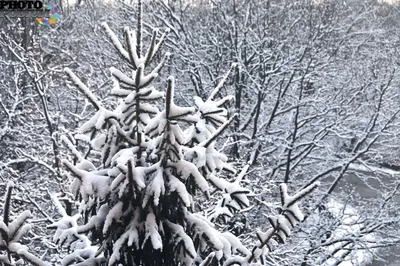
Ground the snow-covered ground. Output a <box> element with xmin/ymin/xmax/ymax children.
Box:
<box><xmin>321</xmin><ymin>200</ymin><xmax>375</xmax><ymax>266</ymax></box>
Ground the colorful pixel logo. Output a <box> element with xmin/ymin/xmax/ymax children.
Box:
<box><xmin>36</xmin><ymin>2</ymin><xmax>58</xmax><ymax>26</ymax></box>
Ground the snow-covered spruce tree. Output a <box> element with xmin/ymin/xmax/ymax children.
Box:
<box><xmin>0</xmin><ymin>182</ymin><xmax>49</xmax><ymax>266</ymax></box>
<box><xmin>49</xmin><ymin>2</ymin><xmax>252</xmax><ymax>266</ymax></box>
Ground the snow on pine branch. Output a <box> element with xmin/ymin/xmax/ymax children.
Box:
<box><xmin>101</xmin><ymin>22</ymin><xmax>170</xmax><ymax>71</ymax></box>
<box><xmin>101</xmin><ymin>22</ymin><xmax>131</xmax><ymax>65</ymax></box>
<box><xmin>144</xmin><ymin>28</ymin><xmax>170</xmax><ymax>67</ymax></box>
<box><xmin>64</xmin><ymin>68</ymin><xmax>102</xmax><ymax>110</ymax></box>
<box><xmin>222</xmin><ymin>182</ymin><xmax>320</xmax><ymax>266</ymax></box>
<box><xmin>208</xmin><ymin>63</ymin><xmax>238</xmax><ymax>101</ymax></box>
<box><xmin>0</xmin><ymin>182</ymin><xmax>50</xmax><ymax>266</ymax></box>
<box><xmin>208</xmin><ymin>166</ymin><xmax>252</xmax><ymax>223</ymax></box>
<box><xmin>47</xmin><ymin>195</ymin><xmax>105</xmax><ymax>266</ymax></box>
<box><xmin>124</xmin><ymin>27</ymin><xmax>142</xmax><ymax>68</ymax></box>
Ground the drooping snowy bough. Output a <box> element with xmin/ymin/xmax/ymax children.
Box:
<box><xmin>223</xmin><ymin>182</ymin><xmax>320</xmax><ymax>266</ymax></box>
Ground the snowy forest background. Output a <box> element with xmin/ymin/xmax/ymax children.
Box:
<box><xmin>1</xmin><ymin>0</ymin><xmax>400</xmax><ymax>265</ymax></box>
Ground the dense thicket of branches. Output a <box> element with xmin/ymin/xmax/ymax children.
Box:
<box><xmin>148</xmin><ymin>1</ymin><xmax>400</xmax><ymax>263</ymax></box>
<box><xmin>1</xmin><ymin>0</ymin><xmax>400</xmax><ymax>265</ymax></box>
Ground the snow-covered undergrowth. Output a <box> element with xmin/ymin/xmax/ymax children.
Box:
<box><xmin>306</xmin><ymin>199</ymin><xmax>376</xmax><ymax>266</ymax></box>
<box><xmin>323</xmin><ymin>200</ymin><xmax>375</xmax><ymax>266</ymax></box>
